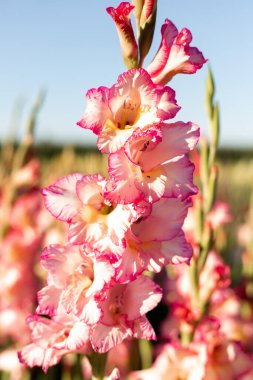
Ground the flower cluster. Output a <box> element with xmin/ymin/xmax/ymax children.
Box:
<box><xmin>18</xmin><ymin>2</ymin><xmax>205</xmax><ymax>376</ymax></box>
<box><xmin>133</xmin><ymin>317</ymin><xmax>253</xmax><ymax>380</ymax></box>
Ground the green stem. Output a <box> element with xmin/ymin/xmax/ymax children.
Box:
<box><xmin>138</xmin><ymin>339</ymin><xmax>152</xmax><ymax>369</ymax></box>
<box><xmin>89</xmin><ymin>352</ymin><xmax>108</xmax><ymax>380</ymax></box>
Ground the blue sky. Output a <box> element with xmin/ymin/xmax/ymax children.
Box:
<box><xmin>0</xmin><ymin>1</ymin><xmax>252</xmax><ymax>147</ymax></box>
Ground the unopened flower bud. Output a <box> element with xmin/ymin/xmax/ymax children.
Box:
<box><xmin>137</xmin><ymin>0</ymin><xmax>157</xmax><ymax>66</ymax></box>
<box><xmin>107</xmin><ymin>2</ymin><xmax>138</xmax><ymax>69</ymax></box>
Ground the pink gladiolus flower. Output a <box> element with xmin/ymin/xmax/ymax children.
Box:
<box><xmin>10</xmin><ymin>190</ymin><xmax>42</xmax><ymax>240</ymax></box>
<box><xmin>0</xmin><ymin>229</ymin><xmax>39</xmax><ymax>344</ymax></box>
<box><xmin>147</xmin><ymin>19</ymin><xmax>206</xmax><ymax>84</ymax></box>
<box><xmin>134</xmin><ymin>318</ymin><xmax>253</xmax><ymax>380</ymax></box>
<box><xmin>207</xmin><ymin>201</ymin><xmax>232</xmax><ymax>229</ymax></box>
<box><xmin>37</xmin><ymin>244</ymin><xmax>115</xmax><ymax>323</ymax></box>
<box><xmin>211</xmin><ymin>287</ymin><xmax>253</xmax><ymax>351</ymax></box>
<box><xmin>195</xmin><ymin>317</ymin><xmax>253</xmax><ymax>380</ymax></box>
<box><xmin>183</xmin><ymin>198</ymin><xmax>231</xmax><ymax>248</ymax></box>
<box><xmin>90</xmin><ymin>275</ymin><xmax>162</xmax><ymax>353</ymax></box>
<box><xmin>163</xmin><ymin>251</ymin><xmax>231</xmax><ymax>327</ymax></box>
<box><xmin>18</xmin><ymin>314</ymin><xmax>91</xmax><ymax>372</ymax></box>
<box><xmin>198</xmin><ymin>251</ymin><xmax>231</xmax><ymax>302</ymax></box>
<box><xmin>95</xmin><ymin>198</ymin><xmax>192</xmax><ymax>283</ymax></box>
<box><xmin>130</xmin><ymin>197</ymin><xmax>192</xmax><ymax>267</ymax></box>
<box><xmin>77</xmin><ymin>68</ymin><xmax>180</xmax><ymax>153</ymax></box>
<box><xmin>105</xmin><ymin>122</ymin><xmax>199</xmax><ymax>204</ymax></box>
<box><xmin>41</xmin><ymin>173</ymin><xmax>140</xmax><ymax>248</ymax></box>
<box><xmin>106</xmin><ymin>3</ymin><xmax>138</xmax><ymax>69</ymax></box>
<box><xmin>12</xmin><ymin>159</ymin><xmax>40</xmax><ymax>188</ymax></box>
<box><xmin>132</xmin><ymin>343</ymin><xmax>203</xmax><ymax>380</ymax></box>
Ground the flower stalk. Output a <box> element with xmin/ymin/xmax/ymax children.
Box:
<box><xmin>189</xmin><ymin>66</ymin><xmax>220</xmax><ymax>327</ymax></box>
<box><xmin>0</xmin><ymin>91</ymin><xmax>45</xmax><ymax>241</ymax></box>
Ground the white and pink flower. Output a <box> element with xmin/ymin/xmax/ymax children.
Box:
<box><xmin>105</xmin><ymin>122</ymin><xmax>199</xmax><ymax>204</ymax></box>
<box><xmin>42</xmin><ymin>173</ymin><xmax>141</xmax><ymax>248</ymax></box>
<box><xmin>90</xmin><ymin>275</ymin><xmax>162</xmax><ymax>353</ymax></box>
<box><xmin>134</xmin><ymin>318</ymin><xmax>253</xmax><ymax>380</ymax></box>
<box><xmin>164</xmin><ymin>251</ymin><xmax>231</xmax><ymax>326</ymax></box>
<box><xmin>132</xmin><ymin>342</ymin><xmax>203</xmax><ymax>380</ymax></box>
<box><xmin>77</xmin><ymin>68</ymin><xmax>180</xmax><ymax>153</ymax></box>
<box><xmin>147</xmin><ymin>19</ymin><xmax>206</xmax><ymax>84</ymax></box>
<box><xmin>18</xmin><ymin>314</ymin><xmax>91</xmax><ymax>373</ymax></box>
<box><xmin>37</xmin><ymin>243</ymin><xmax>115</xmax><ymax>323</ymax></box>
<box><xmin>93</xmin><ymin>197</ymin><xmax>192</xmax><ymax>283</ymax></box>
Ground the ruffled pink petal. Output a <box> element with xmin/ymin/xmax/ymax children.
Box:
<box><xmin>110</xmin><ymin>69</ymin><xmax>156</xmax><ymax>114</ymax></box>
<box><xmin>138</xmin><ymin>241</ymin><xmax>165</xmax><ymax>272</ymax></box>
<box><xmin>97</xmin><ymin>123</ymin><xmax>134</xmax><ymax>154</ymax></box>
<box><xmin>60</xmin><ymin>279</ymin><xmax>88</xmax><ymax>314</ymax></box>
<box><xmin>68</xmin><ymin>214</ymin><xmax>105</xmax><ymax>245</ymax></box>
<box><xmin>155</xmin><ymin>85</ymin><xmax>181</xmax><ymax>120</ymax></box>
<box><xmin>133</xmin><ymin>198</ymin><xmax>191</xmax><ymax>242</ymax></box>
<box><xmin>76</xmin><ymin>174</ymin><xmax>106</xmax><ymax>206</ymax></box>
<box><xmin>162</xmin><ymin>19</ymin><xmax>179</xmax><ymax>44</ymax></box>
<box><xmin>111</xmin><ymin>68</ymin><xmax>179</xmax><ymax>142</ymax></box>
<box><xmin>114</xmin><ymin>242</ymin><xmax>144</xmax><ymax>283</ymax></box>
<box><xmin>19</xmin><ymin>315</ymin><xmax>67</xmax><ymax>372</ymax></box>
<box><xmin>41</xmin><ymin>173</ymin><xmax>83</xmax><ymax>222</ymax></box>
<box><xmin>135</xmin><ymin>165</ymin><xmax>167</xmax><ymax>203</ymax></box>
<box><xmin>86</xmin><ymin>259</ymin><xmax>116</xmax><ymax>297</ymax></box>
<box><xmin>162</xmin><ymin>155</ymin><xmax>198</xmax><ymax>200</ymax></box>
<box><xmin>160</xmin><ymin>230</ymin><xmax>193</xmax><ymax>265</ymax></box>
<box><xmin>40</xmin><ymin>244</ymin><xmax>83</xmax><ymax>288</ymax></box>
<box><xmin>106</xmin><ymin>138</ymin><xmax>169</xmax><ymax>203</ymax></box>
<box><xmin>92</xmin><ymin>68</ymin><xmax>181</xmax><ymax>153</ymax></box>
<box><xmin>105</xmin><ymin>149</ymin><xmax>143</xmax><ymax>204</ymax></box>
<box><xmin>36</xmin><ymin>284</ymin><xmax>61</xmax><ymax>317</ymax></box>
<box><xmin>18</xmin><ymin>344</ymin><xmax>61</xmax><ymax>373</ymax></box>
<box><xmin>77</xmin><ymin>86</ymin><xmax>111</xmax><ymax>134</ymax></box>
<box><xmin>146</xmin><ymin>19</ymin><xmax>178</xmax><ymax>77</ymax></box>
<box><xmin>107</xmin><ymin>204</ymin><xmax>138</xmax><ymax>245</ymax></box>
<box><xmin>187</xmin><ymin>46</ymin><xmax>207</xmax><ymax>67</ymax></box>
<box><xmin>147</xmin><ymin>19</ymin><xmax>206</xmax><ymax>84</ymax></box>
<box><xmin>27</xmin><ymin>315</ymin><xmax>57</xmax><ymax>344</ymax></box>
<box><xmin>139</xmin><ymin>122</ymin><xmax>200</xmax><ymax>172</ymax></box>
<box><xmin>162</xmin><ymin>121</ymin><xmax>200</xmax><ymax>151</ymax></box>
<box><xmin>59</xmin><ymin>321</ymin><xmax>90</xmax><ymax>351</ymax></box>
<box><xmin>132</xmin><ymin>315</ymin><xmax>156</xmax><ymax>341</ymax></box>
<box><xmin>87</xmin><ymin>237</ymin><xmax>123</xmax><ymax>259</ymax></box>
<box><xmin>161</xmin><ymin>43</ymin><xmax>206</xmax><ymax>79</ymax></box>
<box><xmin>79</xmin><ymin>297</ymin><xmax>102</xmax><ymax>324</ymax></box>
<box><xmin>121</xmin><ymin>275</ymin><xmax>162</xmax><ymax>320</ymax></box>
<box><xmin>124</xmin><ymin>127</ymin><xmax>162</xmax><ymax>165</ymax></box>
<box><xmin>91</xmin><ymin>323</ymin><xmax>129</xmax><ymax>353</ymax></box>
<box><xmin>175</xmin><ymin>27</ymin><xmax>192</xmax><ymax>45</ymax></box>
